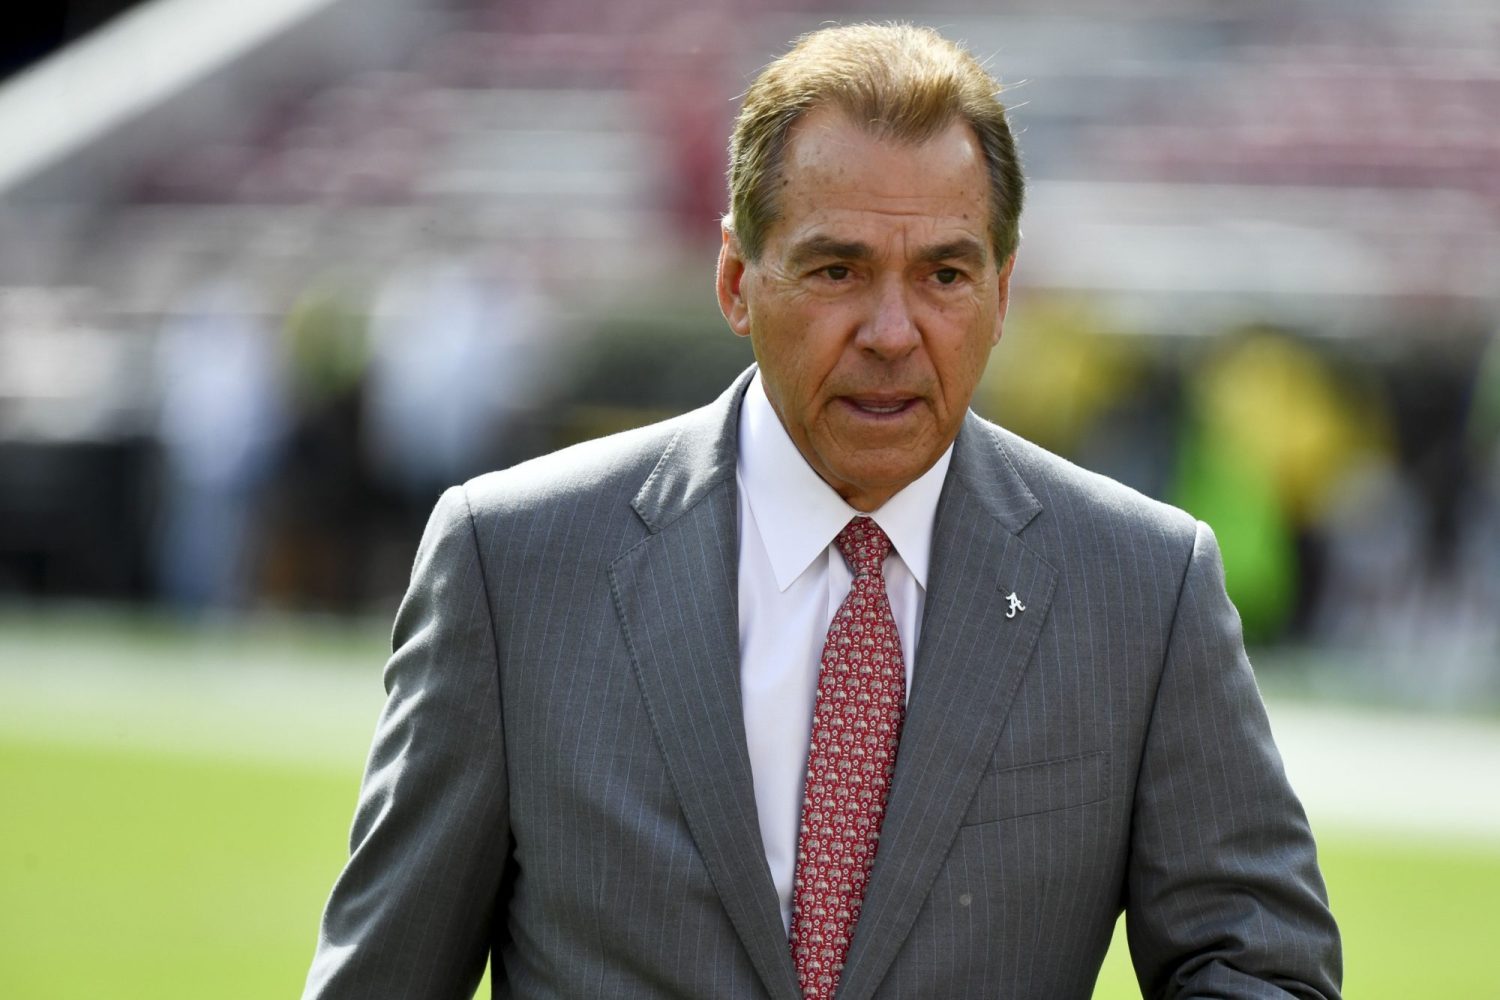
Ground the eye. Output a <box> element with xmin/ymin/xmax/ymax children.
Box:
<box><xmin>933</xmin><ymin>267</ymin><xmax>962</xmax><ymax>285</ymax></box>
<box><xmin>822</xmin><ymin>265</ymin><xmax>851</xmax><ymax>281</ymax></box>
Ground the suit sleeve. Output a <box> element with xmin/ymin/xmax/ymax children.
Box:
<box><xmin>304</xmin><ymin>486</ymin><xmax>510</xmax><ymax>999</ymax></box>
<box><xmin>1126</xmin><ymin>520</ymin><xmax>1342</xmax><ymax>999</ymax></box>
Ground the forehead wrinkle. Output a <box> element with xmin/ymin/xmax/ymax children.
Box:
<box><xmin>781</xmin><ymin>177</ymin><xmax>988</xmax><ymax>229</ymax></box>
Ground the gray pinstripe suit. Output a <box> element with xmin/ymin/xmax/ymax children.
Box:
<box><xmin>305</xmin><ymin>367</ymin><xmax>1340</xmax><ymax>999</ymax></box>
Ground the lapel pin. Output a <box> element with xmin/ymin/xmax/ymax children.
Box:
<box><xmin>1005</xmin><ymin>592</ymin><xmax>1026</xmax><ymax>619</ymax></box>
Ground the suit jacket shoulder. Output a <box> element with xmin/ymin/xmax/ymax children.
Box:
<box><xmin>461</xmin><ymin>373</ymin><xmax>745</xmax><ymax>542</ymax></box>
<box><xmin>945</xmin><ymin>412</ymin><xmax>1202</xmax><ymax>630</ymax></box>
<box><xmin>977</xmin><ymin>413</ymin><xmax>1196</xmax><ymax>544</ymax></box>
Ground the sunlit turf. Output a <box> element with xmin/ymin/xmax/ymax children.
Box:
<box><xmin>2</xmin><ymin>610</ymin><xmax>1496</xmax><ymax>998</ymax></box>
<box><xmin>4</xmin><ymin>730</ymin><xmax>1497</xmax><ymax>998</ymax></box>
<box><xmin>1</xmin><ymin>736</ymin><xmax>355</xmax><ymax>999</ymax></box>
<box><xmin>1319</xmin><ymin>835</ymin><xmax>1500</xmax><ymax>997</ymax></box>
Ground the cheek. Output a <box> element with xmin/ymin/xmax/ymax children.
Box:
<box><xmin>760</xmin><ymin>307</ymin><xmax>839</xmax><ymax>369</ymax></box>
<box><xmin>934</xmin><ymin>329</ymin><xmax>995</xmax><ymax>401</ymax></box>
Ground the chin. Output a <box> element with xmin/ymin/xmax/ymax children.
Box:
<box><xmin>835</xmin><ymin>465</ymin><xmax>923</xmax><ymax>499</ymax></box>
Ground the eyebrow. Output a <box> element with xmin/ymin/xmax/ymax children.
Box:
<box><xmin>784</xmin><ymin>234</ymin><xmax>990</xmax><ymax>272</ymax></box>
<box><xmin>917</xmin><ymin>237</ymin><xmax>989</xmax><ymax>269</ymax></box>
<box><xmin>785</xmin><ymin>235</ymin><xmax>874</xmax><ymax>272</ymax></box>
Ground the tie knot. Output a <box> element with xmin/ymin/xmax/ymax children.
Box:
<box><xmin>835</xmin><ymin>516</ymin><xmax>892</xmax><ymax>577</ymax></box>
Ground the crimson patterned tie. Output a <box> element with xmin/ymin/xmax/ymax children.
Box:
<box><xmin>790</xmin><ymin>516</ymin><xmax>906</xmax><ymax>1000</ymax></box>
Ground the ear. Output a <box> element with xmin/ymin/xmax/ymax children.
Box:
<box><xmin>991</xmin><ymin>252</ymin><xmax>1018</xmax><ymax>345</ymax></box>
<box><xmin>716</xmin><ymin>227</ymin><xmax>752</xmax><ymax>337</ymax></box>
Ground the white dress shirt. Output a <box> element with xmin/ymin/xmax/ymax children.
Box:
<box><xmin>734</xmin><ymin>373</ymin><xmax>953</xmax><ymax>933</ymax></box>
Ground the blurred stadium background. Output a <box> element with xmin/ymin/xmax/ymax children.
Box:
<box><xmin>1</xmin><ymin>0</ymin><xmax>1497</xmax><ymax>996</ymax></box>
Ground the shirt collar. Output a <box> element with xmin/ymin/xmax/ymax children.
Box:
<box><xmin>737</xmin><ymin>372</ymin><xmax>952</xmax><ymax>592</ymax></box>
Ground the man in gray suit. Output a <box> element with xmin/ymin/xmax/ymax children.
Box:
<box><xmin>306</xmin><ymin>23</ymin><xmax>1340</xmax><ymax>1000</ymax></box>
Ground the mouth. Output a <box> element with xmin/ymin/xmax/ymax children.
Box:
<box><xmin>841</xmin><ymin>396</ymin><xmax>918</xmax><ymax>417</ymax></box>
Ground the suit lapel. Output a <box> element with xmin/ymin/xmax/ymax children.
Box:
<box><xmin>836</xmin><ymin>415</ymin><xmax>1058</xmax><ymax>1000</ymax></box>
<box><xmin>608</xmin><ymin>371</ymin><xmax>803</xmax><ymax>1000</ymax></box>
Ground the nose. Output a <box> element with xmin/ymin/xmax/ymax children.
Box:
<box><xmin>855</xmin><ymin>275</ymin><xmax>920</xmax><ymax>359</ymax></box>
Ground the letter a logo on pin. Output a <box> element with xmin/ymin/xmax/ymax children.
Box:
<box><xmin>1005</xmin><ymin>592</ymin><xmax>1026</xmax><ymax>619</ymax></box>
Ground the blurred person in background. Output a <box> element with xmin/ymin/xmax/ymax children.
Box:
<box><xmin>1313</xmin><ymin>325</ymin><xmax>1500</xmax><ymax>697</ymax></box>
<box><xmin>268</xmin><ymin>265</ymin><xmax>371</xmax><ymax>611</ymax></box>
<box><xmin>363</xmin><ymin>231</ymin><xmax>555</xmax><ymax>536</ymax></box>
<box><xmin>1462</xmin><ymin>330</ymin><xmax>1500</xmax><ymax>656</ymax></box>
<box><xmin>306</xmin><ymin>23</ymin><xmax>1340</xmax><ymax>1000</ymax></box>
<box><xmin>153</xmin><ymin>264</ymin><xmax>287</xmax><ymax>613</ymax></box>
<box><xmin>1173</xmin><ymin>328</ymin><xmax>1383</xmax><ymax>643</ymax></box>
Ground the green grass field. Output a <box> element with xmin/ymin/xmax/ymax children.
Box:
<box><xmin>2</xmin><ymin>612</ymin><xmax>1497</xmax><ymax>998</ymax></box>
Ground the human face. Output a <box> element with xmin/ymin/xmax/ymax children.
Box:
<box><xmin>717</xmin><ymin>106</ymin><xmax>1016</xmax><ymax>512</ymax></box>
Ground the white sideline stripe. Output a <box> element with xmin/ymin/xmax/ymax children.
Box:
<box><xmin>1269</xmin><ymin>704</ymin><xmax>1500</xmax><ymax>846</ymax></box>
<box><xmin>3</xmin><ymin>656</ymin><xmax>1499</xmax><ymax>844</ymax></box>
<box><xmin>0</xmin><ymin>656</ymin><xmax>383</xmax><ymax>772</ymax></box>
<box><xmin>0</xmin><ymin>0</ymin><xmax>334</xmax><ymax>192</ymax></box>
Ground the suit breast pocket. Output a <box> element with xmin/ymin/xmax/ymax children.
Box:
<box><xmin>961</xmin><ymin>749</ymin><xmax>1109</xmax><ymax>827</ymax></box>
